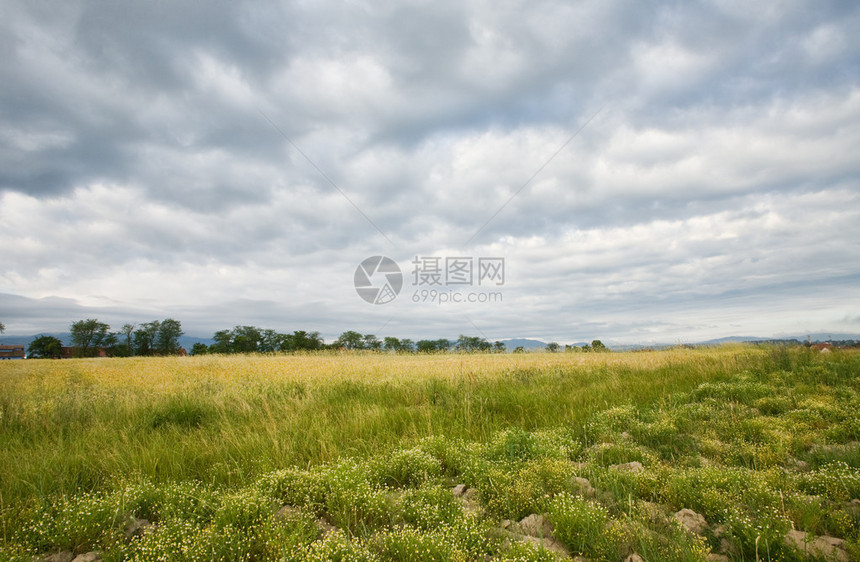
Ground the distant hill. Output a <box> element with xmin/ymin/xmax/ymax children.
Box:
<box><xmin>0</xmin><ymin>333</ymin><xmax>71</xmax><ymax>346</ymax></box>
<box><xmin>701</xmin><ymin>333</ymin><xmax>860</xmax><ymax>345</ymax></box>
<box><xmin>499</xmin><ymin>338</ymin><xmax>548</xmax><ymax>351</ymax></box>
<box><xmin>699</xmin><ymin>336</ymin><xmax>770</xmax><ymax>345</ymax></box>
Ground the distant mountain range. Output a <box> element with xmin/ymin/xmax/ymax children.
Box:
<box><xmin>699</xmin><ymin>333</ymin><xmax>860</xmax><ymax>345</ymax></box>
<box><xmin>497</xmin><ymin>338</ymin><xmax>553</xmax><ymax>351</ymax></box>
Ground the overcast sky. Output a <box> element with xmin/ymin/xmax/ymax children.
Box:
<box><xmin>1</xmin><ymin>0</ymin><xmax>859</xmax><ymax>345</ymax></box>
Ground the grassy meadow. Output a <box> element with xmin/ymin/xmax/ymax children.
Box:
<box><xmin>0</xmin><ymin>347</ymin><xmax>858</xmax><ymax>560</ymax></box>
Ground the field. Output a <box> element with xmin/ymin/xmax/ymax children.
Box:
<box><xmin>0</xmin><ymin>347</ymin><xmax>858</xmax><ymax>561</ymax></box>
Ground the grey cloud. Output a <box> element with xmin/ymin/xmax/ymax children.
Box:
<box><xmin>1</xmin><ymin>0</ymin><xmax>858</xmax><ymax>343</ymax></box>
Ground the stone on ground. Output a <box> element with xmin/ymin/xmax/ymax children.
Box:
<box><xmin>785</xmin><ymin>529</ymin><xmax>850</xmax><ymax>562</ymax></box>
<box><xmin>673</xmin><ymin>508</ymin><xmax>708</xmax><ymax>535</ymax></box>
<box><xmin>613</xmin><ymin>461</ymin><xmax>644</xmax><ymax>473</ymax></box>
<box><xmin>71</xmin><ymin>553</ymin><xmax>101</xmax><ymax>562</ymax></box>
<box><xmin>124</xmin><ymin>517</ymin><xmax>151</xmax><ymax>539</ymax></box>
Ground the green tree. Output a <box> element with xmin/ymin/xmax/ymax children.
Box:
<box><xmin>294</xmin><ymin>330</ymin><xmax>323</xmax><ymax>351</ymax></box>
<box><xmin>134</xmin><ymin>321</ymin><xmax>161</xmax><ymax>356</ymax></box>
<box><xmin>363</xmin><ymin>334</ymin><xmax>381</xmax><ymax>351</ymax></box>
<box><xmin>259</xmin><ymin>329</ymin><xmax>285</xmax><ymax>353</ymax></box>
<box><xmin>493</xmin><ymin>341</ymin><xmax>506</xmax><ymax>353</ymax></box>
<box><xmin>591</xmin><ymin>340</ymin><xmax>608</xmax><ymax>352</ymax></box>
<box><xmin>70</xmin><ymin>319</ymin><xmax>110</xmax><ymax>357</ymax></box>
<box><xmin>513</xmin><ymin>346</ymin><xmax>526</xmax><ymax>353</ymax></box>
<box><xmin>546</xmin><ymin>342</ymin><xmax>560</xmax><ymax>353</ymax></box>
<box><xmin>383</xmin><ymin>337</ymin><xmax>401</xmax><ymax>352</ymax></box>
<box><xmin>231</xmin><ymin>325</ymin><xmax>261</xmax><ymax>353</ymax></box>
<box><xmin>155</xmin><ymin>318</ymin><xmax>183</xmax><ymax>355</ymax></box>
<box><xmin>455</xmin><ymin>335</ymin><xmax>491</xmax><ymax>352</ymax></box>
<box><xmin>416</xmin><ymin>339</ymin><xmax>451</xmax><ymax>353</ymax></box>
<box><xmin>416</xmin><ymin>339</ymin><xmax>437</xmax><ymax>353</ymax></box>
<box><xmin>0</xmin><ymin>321</ymin><xmax>5</xmax><ymax>333</ymax></box>
<box><xmin>28</xmin><ymin>335</ymin><xmax>63</xmax><ymax>359</ymax></box>
<box><xmin>102</xmin><ymin>333</ymin><xmax>120</xmax><ymax>356</ymax></box>
<box><xmin>279</xmin><ymin>330</ymin><xmax>323</xmax><ymax>352</ymax></box>
<box><xmin>190</xmin><ymin>342</ymin><xmax>209</xmax><ymax>355</ymax></box>
<box><xmin>335</xmin><ymin>330</ymin><xmax>364</xmax><ymax>350</ymax></box>
<box><xmin>120</xmin><ymin>324</ymin><xmax>135</xmax><ymax>356</ymax></box>
<box><xmin>382</xmin><ymin>337</ymin><xmax>415</xmax><ymax>353</ymax></box>
<box><xmin>210</xmin><ymin>329</ymin><xmax>232</xmax><ymax>353</ymax></box>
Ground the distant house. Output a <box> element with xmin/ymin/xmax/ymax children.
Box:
<box><xmin>0</xmin><ymin>345</ymin><xmax>26</xmax><ymax>360</ymax></box>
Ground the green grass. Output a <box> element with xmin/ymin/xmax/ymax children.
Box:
<box><xmin>1</xmin><ymin>347</ymin><xmax>858</xmax><ymax>560</ymax></box>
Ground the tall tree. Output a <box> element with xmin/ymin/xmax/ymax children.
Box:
<box><xmin>416</xmin><ymin>339</ymin><xmax>450</xmax><ymax>353</ymax></box>
<box><xmin>102</xmin><ymin>333</ymin><xmax>119</xmax><ymax>356</ymax></box>
<box><xmin>70</xmin><ymin>319</ymin><xmax>110</xmax><ymax>357</ymax></box>
<box><xmin>155</xmin><ymin>318</ymin><xmax>183</xmax><ymax>355</ymax></box>
<box><xmin>231</xmin><ymin>325</ymin><xmax>261</xmax><ymax>353</ymax></box>
<box><xmin>416</xmin><ymin>340</ymin><xmax>436</xmax><ymax>353</ymax></box>
<box><xmin>134</xmin><ymin>321</ymin><xmax>161</xmax><ymax>356</ymax></box>
<box><xmin>591</xmin><ymin>340</ymin><xmax>608</xmax><ymax>352</ymax></box>
<box><xmin>455</xmin><ymin>335</ymin><xmax>491</xmax><ymax>352</ymax></box>
<box><xmin>286</xmin><ymin>330</ymin><xmax>323</xmax><ymax>351</ymax></box>
<box><xmin>363</xmin><ymin>334</ymin><xmax>381</xmax><ymax>351</ymax></box>
<box><xmin>299</xmin><ymin>330</ymin><xmax>323</xmax><ymax>350</ymax></box>
<box><xmin>210</xmin><ymin>329</ymin><xmax>233</xmax><ymax>353</ymax></box>
<box><xmin>335</xmin><ymin>330</ymin><xmax>364</xmax><ymax>350</ymax></box>
<box><xmin>120</xmin><ymin>324</ymin><xmax>135</xmax><ymax>355</ymax></box>
<box><xmin>383</xmin><ymin>337</ymin><xmax>401</xmax><ymax>352</ymax></box>
<box><xmin>28</xmin><ymin>335</ymin><xmax>63</xmax><ymax>359</ymax></box>
<box><xmin>0</xmin><ymin>321</ymin><xmax>5</xmax><ymax>333</ymax></box>
<box><xmin>259</xmin><ymin>329</ymin><xmax>285</xmax><ymax>353</ymax></box>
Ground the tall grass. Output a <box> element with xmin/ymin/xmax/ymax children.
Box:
<box><xmin>2</xmin><ymin>346</ymin><xmax>859</xmax><ymax>560</ymax></box>
<box><xmin>1</xmin><ymin>348</ymin><xmax>755</xmax><ymax>503</ymax></box>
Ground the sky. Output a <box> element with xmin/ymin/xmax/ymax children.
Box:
<box><xmin>1</xmin><ymin>0</ymin><xmax>859</xmax><ymax>345</ymax></box>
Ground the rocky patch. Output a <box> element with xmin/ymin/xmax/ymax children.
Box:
<box><xmin>673</xmin><ymin>508</ymin><xmax>708</xmax><ymax>535</ymax></box>
<box><xmin>785</xmin><ymin>529</ymin><xmax>850</xmax><ymax>562</ymax></box>
<box><xmin>451</xmin><ymin>484</ymin><xmax>481</xmax><ymax>515</ymax></box>
<box><xmin>612</xmin><ymin>461</ymin><xmax>645</xmax><ymax>473</ymax></box>
<box><xmin>504</xmin><ymin>513</ymin><xmax>571</xmax><ymax>558</ymax></box>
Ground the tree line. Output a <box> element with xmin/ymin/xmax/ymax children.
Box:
<box><xmin>195</xmin><ymin>326</ymin><xmax>326</xmax><ymax>355</ymax></box>
<box><xmin>327</xmin><ymin>332</ymin><xmax>507</xmax><ymax>353</ymax></box>
<box><xmin>27</xmin><ymin>318</ymin><xmax>184</xmax><ymax>358</ymax></box>
<box><xmin>15</xmin><ymin>317</ymin><xmax>611</xmax><ymax>358</ymax></box>
<box><xmin>188</xmin><ymin>329</ymin><xmax>508</xmax><ymax>355</ymax></box>
<box><xmin>542</xmin><ymin>340</ymin><xmax>608</xmax><ymax>353</ymax></box>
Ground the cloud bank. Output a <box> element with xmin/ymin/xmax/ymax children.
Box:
<box><xmin>1</xmin><ymin>0</ymin><xmax>859</xmax><ymax>343</ymax></box>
